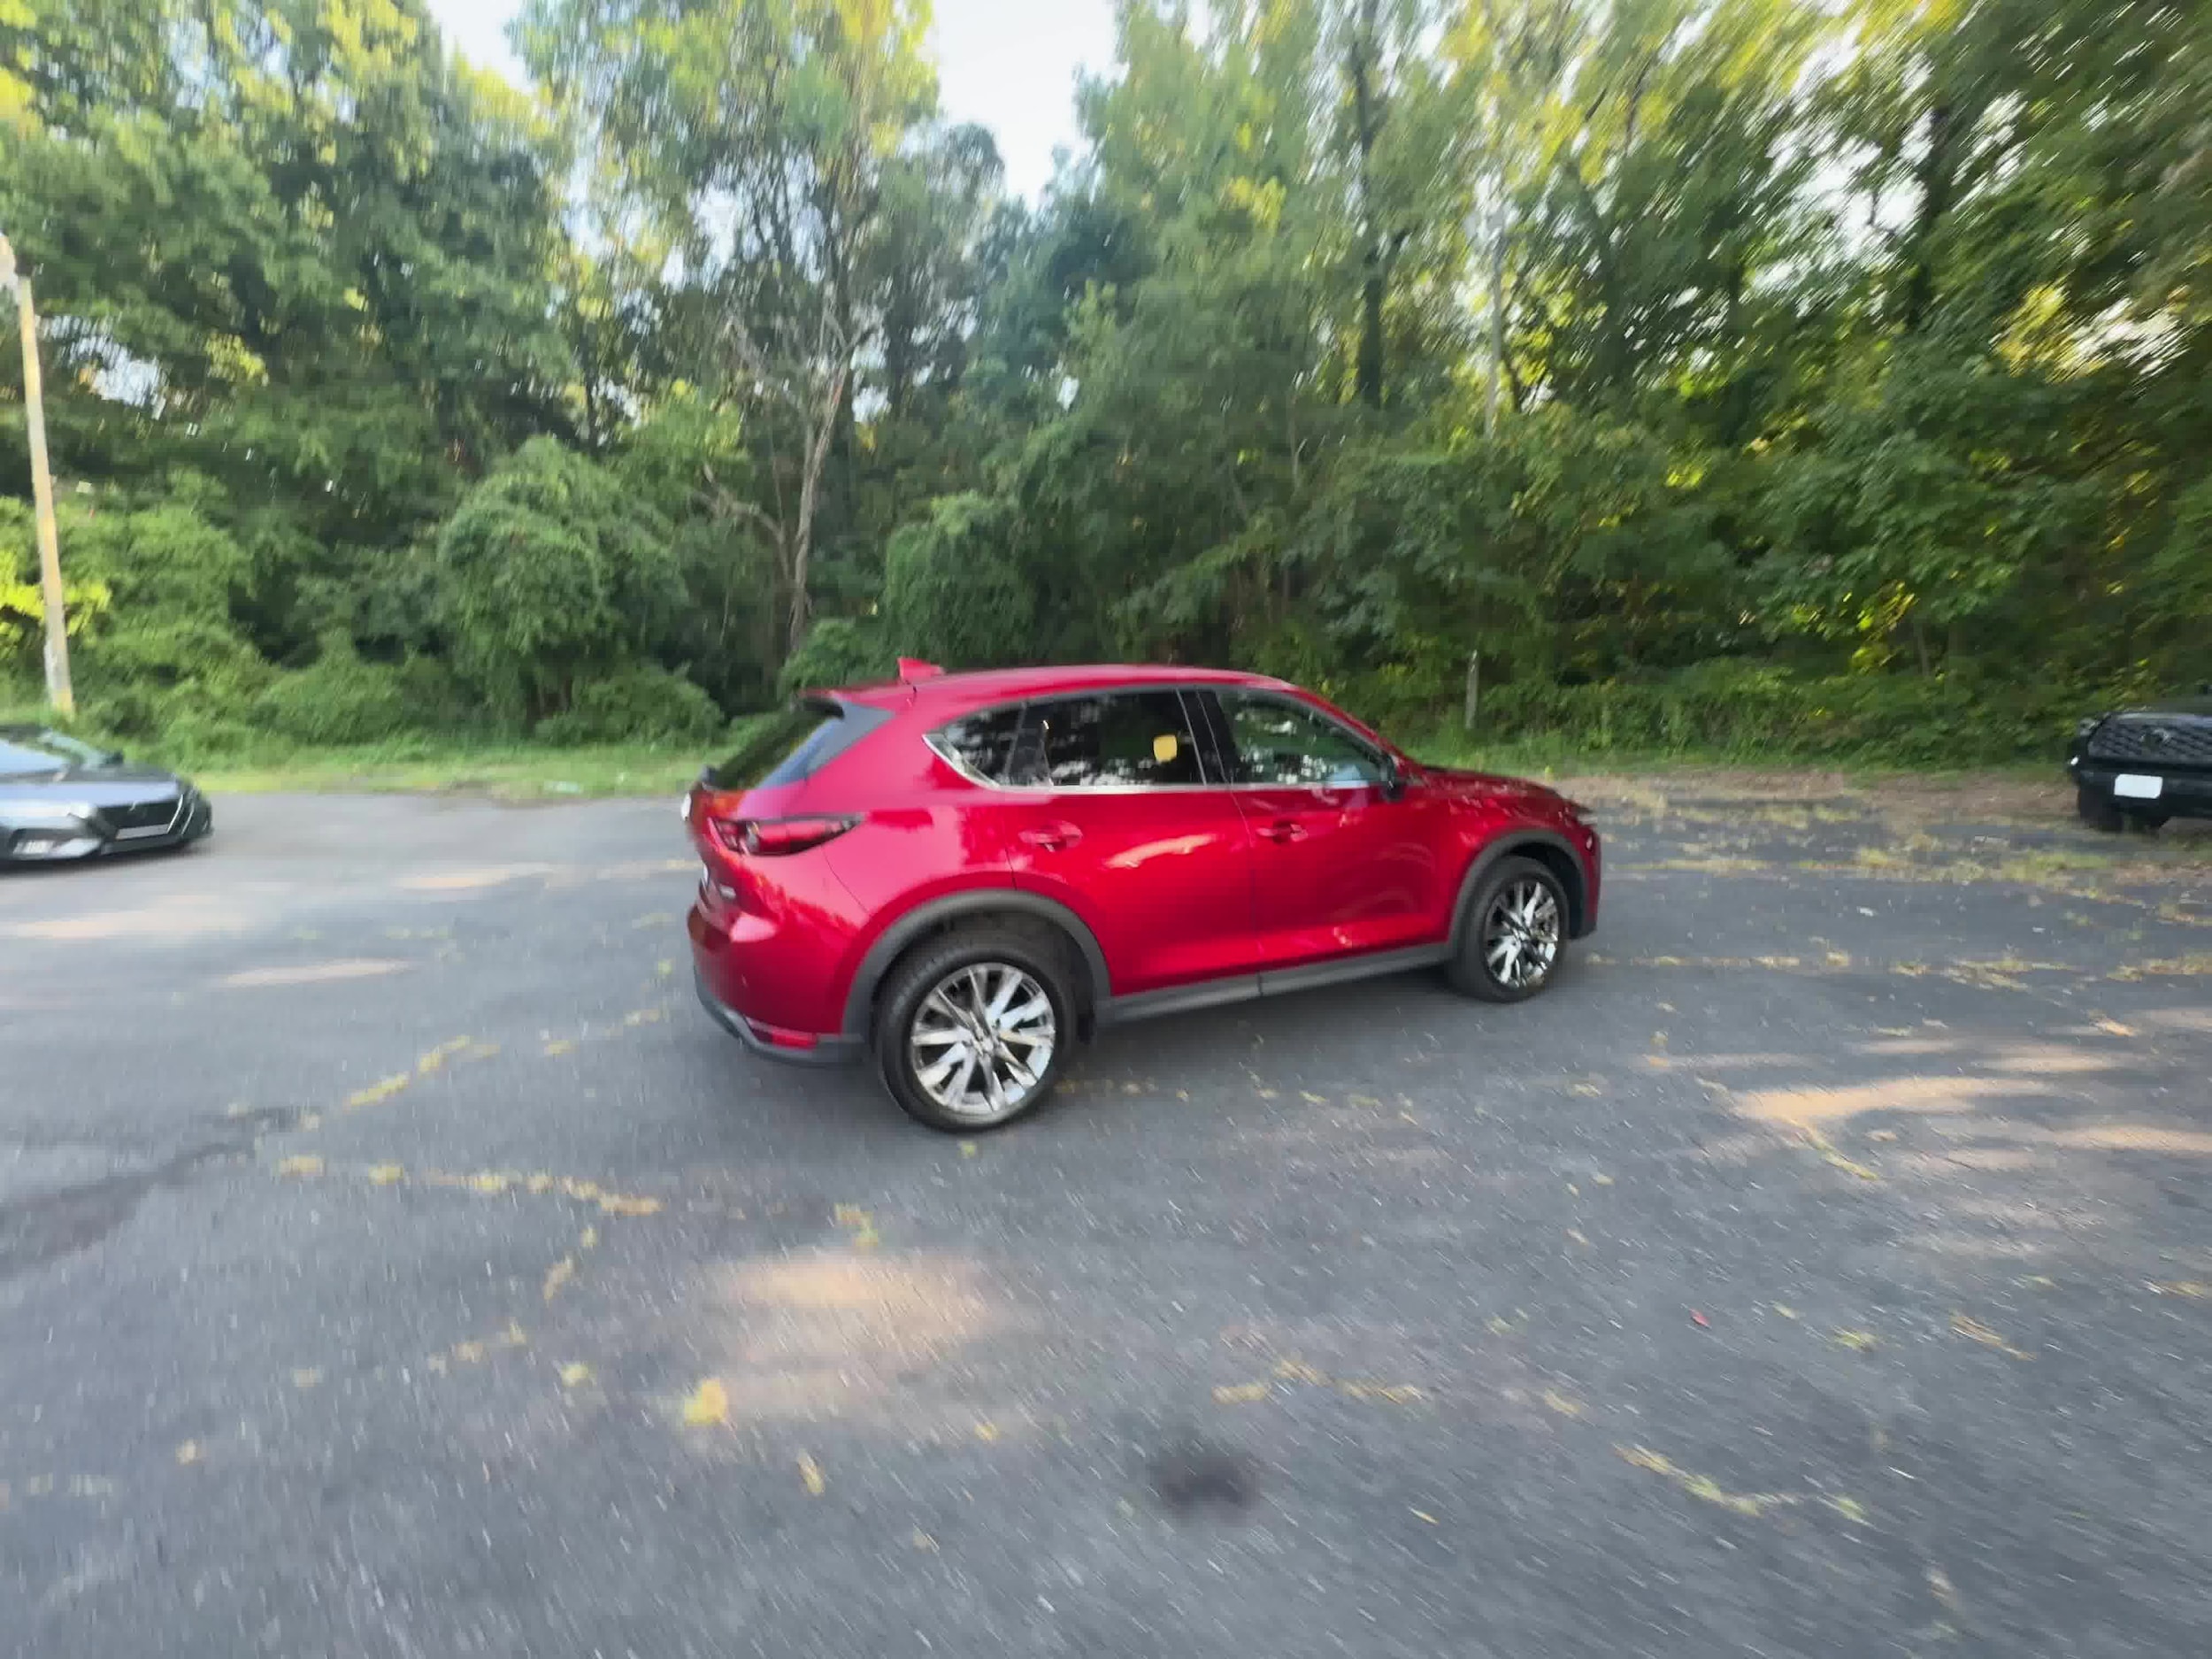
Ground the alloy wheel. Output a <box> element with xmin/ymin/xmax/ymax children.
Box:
<box><xmin>906</xmin><ymin>962</ymin><xmax>1058</xmax><ymax>1122</ymax></box>
<box><xmin>1482</xmin><ymin>877</ymin><xmax>1562</xmax><ymax>992</ymax></box>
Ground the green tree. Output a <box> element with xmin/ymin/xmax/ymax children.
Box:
<box><xmin>434</xmin><ymin>437</ymin><xmax>686</xmax><ymax>724</ymax></box>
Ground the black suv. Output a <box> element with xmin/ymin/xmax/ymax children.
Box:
<box><xmin>2070</xmin><ymin>690</ymin><xmax>2212</xmax><ymax>832</ymax></box>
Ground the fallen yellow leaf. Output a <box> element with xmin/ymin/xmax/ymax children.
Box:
<box><xmin>1339</xmin><ymin>1382</ymin><xmax>1425</xmax><ymax>1403</ymax></box>
<box><xmin>277</xmin><ymin>1155</ymin><xmax>323</xmax><ymax>1178</ymax></box>
<box><xmin>682</xmin><ymin>1379</ymin><xmax>729</xmax><ymax>1426</ymax></box>
<box><xmin>543</xmin><ymin>1039</ymin><xmax>577</xmax><ymax>1057</ymax></box>
<box><xmin>416</xmin><ymin>1037</ymin><xmax>472</xmax><ymax>1076</ymax></box>
<box><xmin>292</xmin><ymin>1367</ymin><xmax>321</xmax><ymax>1390</ymax></box>
<box><xmin>541</xmin><ymin>1256</ymin><xmax>576</xmax><ymax>1301</ymax></box>
<box><xmin>366</xmin><ymin>1163</ymin><xmax>405</xmax><ymax>1186</ymax></box>
<box><xmin>558</xmin><ymin>1363</ymin><xmax>593</xmax><ymax>1387</ymax></box>
<box><xmin>1832</xmin><ymin>1329</ymin><xmax>1878</xmax><ymax>1352</ymax></box>
<box><xmin>345</xmin><ymin>1072</ymin><xmax>411</xmax><ymax>1110</ymax></box>
<box><xmin>797</xmin><ymin>1452</ymin><xmax>826</xmax><ymax>1495</ymax></box>
<box><xmin>1950</xmin><ymin>1312</ymin><xmax>2033</xmax><ymax>1360</ymax></box>
<box><xmin>1213</xmin><ymin>1382</ymin><xmax>1270</xmax><ymax>1404</ymax></box>
<box><xmin>175</xmin><ymin>1440</ymin><xmax>202</xmax><ymax>1466</ymax></box>
<box><xmin>1540</xmin><ymin>1389</ymin><xmax>1584</xmax><ymax>1419</ymax></box>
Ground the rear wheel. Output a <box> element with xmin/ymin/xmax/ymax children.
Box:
<box><xmin>2077</xmin><ymin>787</ymin><xmax>2125</xmax><ymax>833</ymax></box>
<box><xmin>1448</xmin><ymin>856</ymin><xmax>1569</xmax><ymax>1003</ymax></box>
<box><xmin>876</xmin><ymin>928</ymin><xmax>1073</xmax><ymax>1132</ymax></box>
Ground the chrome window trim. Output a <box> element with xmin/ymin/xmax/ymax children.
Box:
<box><xmin>923</xmin><ymin>684</ymin><xmax>1395</xmax><ymax>795</ymax></box>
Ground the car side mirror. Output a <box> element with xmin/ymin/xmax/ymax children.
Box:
<box><xmin>1380</xmin><ymin>754</ymin><xmax>1408</xmax><ymax>802</ymax></box>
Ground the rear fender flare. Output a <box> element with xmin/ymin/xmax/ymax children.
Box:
<box><xmin>841</xmin><ymin>889</ymin><xmax>1112</xmax><ymax>1040</ymax></box>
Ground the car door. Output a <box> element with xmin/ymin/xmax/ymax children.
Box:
<box><xmin>1202</xmin><ymin>687</ymin><xmax>1445</xmax><ymax>970</ymax></box>
<box><xmin>998</xmin><ymin>688</ymin><xmax>1260</xmax><ymax>999</ymax></box>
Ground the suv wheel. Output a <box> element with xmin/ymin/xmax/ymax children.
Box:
<box><xmin>1448</xmin><ymin>856</ymin><xmax>1568</xmax><ymax>1003</ymax></box>
<box><xmin>877</xmin><ymin>928</ymin><xmax>1073</xmax><ymax>1132</ymax></box>
<box><xmin>2077</xmin><ymin>787</ymin><xmax>2125</xmax><ymax>833</ymax></box>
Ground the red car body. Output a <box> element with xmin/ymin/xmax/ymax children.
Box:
<box><xmin>684</xmin><ymin>664</ymin><xmax>1601</xmax><ymax>1102</ymax></box>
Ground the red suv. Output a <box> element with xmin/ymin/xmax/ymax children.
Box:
<box><xmin>686</xmin><ymin>664</ymin><xmax>1600</xmax><ymax>1131</ymax></box>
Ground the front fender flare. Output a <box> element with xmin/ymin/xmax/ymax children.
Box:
<box><xmin>1446</xmin><ymin>831</ymin><xmax>1591</xmax><ymax>955</ymax></box>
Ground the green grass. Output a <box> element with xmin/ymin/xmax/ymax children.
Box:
<box><xmin>188</xmin><ymin>743</ymin><xmax>716</xmax><ymax>801</ymax></box>
<box><xmin>1403</xmin><ymin>728</ymin><xmax>2057</xmax><ymax>785</ymax></box>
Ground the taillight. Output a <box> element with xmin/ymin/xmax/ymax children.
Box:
<box><xmin>707</xmin><ymin>812</ymin><xmax>860</xmax><ymax>857</ymax></box>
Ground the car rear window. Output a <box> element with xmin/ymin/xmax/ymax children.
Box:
<box><xmin>705</xmin><ymin>701</ymin><xmax>889</xmax><ymax>791</ymax></box>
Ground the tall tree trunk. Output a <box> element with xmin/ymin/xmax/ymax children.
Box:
<box><xmin>1348</xmin><ymin>0</ymin><xmax>1386</xmax><ymax>410</ymax></box>
<box><xmin>787</xmin><ymin>362</ymin><xmax>851</xmax><ymax>655</ymax></box>
<box><xmin>1902</xmin><ymin>103</ymin><xmax>1956</xmax><ymax>334</ymax></box>
<box><xmin>1486</xmin><ymin>194</ymin><xmax>1509</xmax><ymax>436</ymax></box>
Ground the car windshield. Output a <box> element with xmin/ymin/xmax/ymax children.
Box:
<box><xmin>0</xmin><ymin>730</ymin><xmax>112</xmax><ymax>778</ymax></box>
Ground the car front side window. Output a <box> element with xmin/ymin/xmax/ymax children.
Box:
<box><xmin>1215</xmin><ymin>691</ymin><xmax>1386</xmax><ymax>788</ymax></box>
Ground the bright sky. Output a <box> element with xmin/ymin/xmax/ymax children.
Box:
<box><xmin>425</xmin><ymin>0</ymin><xmax>1118</xmax><ymax>202</ymax></box>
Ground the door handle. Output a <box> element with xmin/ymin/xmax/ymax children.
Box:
<box><xmin>1020</xmin><ymin>823</ymin><xmax>1083</xmax><ymax>852</ymax></box>
<box><xmin>1258</xmin><ymin>819</ymin><xmax>1307</xmax><ymax>843</ymax></box>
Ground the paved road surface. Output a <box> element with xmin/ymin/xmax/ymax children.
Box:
<box><xmin>4</xmin><ymin>783</ymin><xmax>2209</xmax><ymax>1657</ymax></box>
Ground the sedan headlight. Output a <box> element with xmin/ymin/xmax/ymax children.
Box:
<box><xmin>8</xmin><ymin>801</ymin><xmax>97</xmax><ymax>824</ymax></box>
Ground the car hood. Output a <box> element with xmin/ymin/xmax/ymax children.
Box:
<box><xmin>2109</xmin><ymin>695</ymin><xmax>2212</xmax><ymax>719</ymax></box>
<box><xmin>1417</xmin><ymin>765</ymin><xmax>1568</xmax><ymax>807</ymax></box>
<box><xmin>0</xmin><ymin>763</ymin><xmax>185</xmax><ymax>800</ymax></box>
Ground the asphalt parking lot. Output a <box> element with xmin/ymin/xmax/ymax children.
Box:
<box><xmin>4</xmin><ymin>780</ymin><xmax>2210</xmax><ymax>1658</ymax></box>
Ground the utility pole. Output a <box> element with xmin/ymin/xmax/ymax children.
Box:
<box><xmin>0</xmin><ymin>234</ymin><xmax>74</xmax><ymax>718</ymax></box>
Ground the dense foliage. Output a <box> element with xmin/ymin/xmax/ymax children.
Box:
<box><xmin>3</xmin><ymin>0</ymin><xmax>2207</xmax><ymax>760</ymax></box>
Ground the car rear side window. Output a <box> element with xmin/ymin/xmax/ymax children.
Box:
<box><xmin>932</xmin><ymin>704</ymin><xmax>1028</xmax><ymax>783</ymax></box>
<box><xmin>707</xmin><ymin>701</ymin><xmax>889</xmax><ymax>791</ymax></box>
<box><xmin>1022</xmin><ymin>691</ymin><xmax>1206</xmax><ymax>788</ymax></box>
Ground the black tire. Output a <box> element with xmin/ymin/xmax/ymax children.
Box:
<box><xmin>874</xmin><ymin>925</ymin><xmax>1076</xmax><ymax>1133</ymax></box>
<box><xmin>2125</xmin><ymin>811</ymin><xmax>2170</xmax><ymax>833</ymax></box>
<box><xmin>1448</xmin><ymin>856</ymin><xmax>1571</xmax><ymax>1004</ymax></box>
<box><xmin>2077</xmin><ymin>787</ymin><xmax>2125</xmax><ymax>833</ymax></box>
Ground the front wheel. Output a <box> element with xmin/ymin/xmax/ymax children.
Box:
<box><xmin>876</xmin><ymin>929</ymin><xmax>1073</xmax><ymax>1132</ymax></box>
<box><xmin>2077</xmin><ymin>787</ymin><xmax>2125</xmax><ymax>833</ymax></box>
<box><xmin>1448</xmin><ymin>856</ymin><xmax>1569</xmax><ymax>1003</ymax></box>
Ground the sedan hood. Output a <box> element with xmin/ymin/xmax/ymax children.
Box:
<box><xmin>0</xmin><ymin>764</ymin><xmax>185</xmax><ymax>802</ymax></box>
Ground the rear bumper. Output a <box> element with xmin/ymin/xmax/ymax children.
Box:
<box><xmin>2069</xmin><ymin>759</ymin><xmax>2212</xmax><ymax>817</ymax></box>
<box><xmin>693</xmin><ymin>969</ymin><xmax>861</xmax><ymax>1065</ymax></box>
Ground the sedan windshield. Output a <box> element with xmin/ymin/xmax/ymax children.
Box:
<box><xmin>0</xmin><ymin>730</ymin><xmax>112</xmax><ymax>777</ymax></box>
